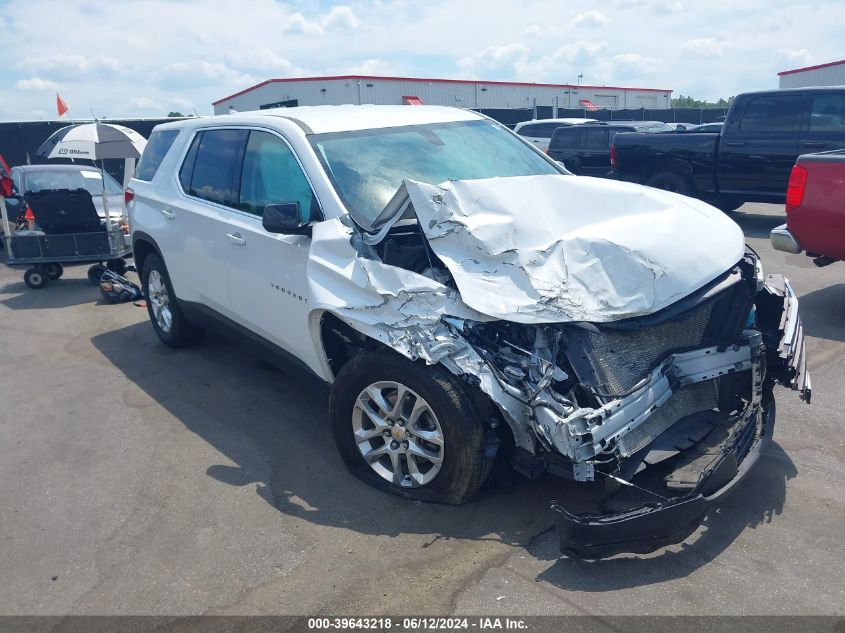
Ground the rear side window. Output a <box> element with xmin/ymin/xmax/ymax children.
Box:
<box><xmin>581</xmin><ymin>128</ymin><xmax>610</xmax><ymax>149</ymax></box>
<box><xmin>738</xmin><ymin>95</ymin><xmax>803</xmax><ymax>133</ymax></box>
<box><xmin>809</xmin><ymin>93</ymin><xmax>845</xmax><ymax>132</ymax></box>
<box><xmin>239</xmin><ymin>131</ymin><xmax>317</xmax><ymax>221</ymax></box>
<box><xmin>518</xmin><ymin>123</ymin><xmax>562</xmax><ymax>139</ymax></box>
<box><xmin>135</xmin><ymin>129</ymin><xmax>180</xmax><ymax>181</ymax></box>
<box><xmin>183</xmin><ymin>129</ymin><xmax>248</xmax><ymax>208</ymax></box>
<box><xmin>550</xmin><ymin>128</ymin><xmax>578</xmax><ymax>149</ymax></box>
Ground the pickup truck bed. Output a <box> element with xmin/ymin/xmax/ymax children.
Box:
<box><xmin>771</xmin><ymin>150</ymin><xmax>845</xmax><ymax>264</ymax></box>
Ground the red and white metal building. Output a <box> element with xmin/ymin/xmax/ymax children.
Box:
<box><xmin>779</xmin><ymin>60</ymin><xmax>845</xmax><ymax>89</ymax></box>
<box><xmin>212</xmin><ymin>75</ymin><xmax>673</xmax><ymax>114</ymax></box>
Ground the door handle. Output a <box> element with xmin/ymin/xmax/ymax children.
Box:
<box><xmin>803</xmin><ymin>141</ymin><xmax>827</xmax><ymax>148</ymax></box>
<box><xmin>226</xmin><ymin>232</ymin><xmax>247</xmax><ymax>246</ymax></box>
<box><xmin>160</xmin><ymin>209</ymin><xmax>175</xmax><ymax>220</ymax></box>
<box><xmin>724</xmin><ymin>141</ymin><xmax>745</xmax><ymax>147</ymax></box>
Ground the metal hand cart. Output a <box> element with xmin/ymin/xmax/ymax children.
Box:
<box><xmin>1</xmin><ymin>193</ymin><xmax>131</xmax><ymax>290</ymax></box>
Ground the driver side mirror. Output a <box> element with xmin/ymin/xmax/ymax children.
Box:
<box><xmin>262</xmin><ymin>202</ymin><xmax>311</xmax><ymax>236</ymax></box>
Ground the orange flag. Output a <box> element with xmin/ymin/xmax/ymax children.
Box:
<box><xmin>56</xmin><ymin>93</ymin><xmax>69</xmax><ymax>116</ymax></box>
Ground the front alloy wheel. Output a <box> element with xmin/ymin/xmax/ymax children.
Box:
<box><xmin>353</xmin><ymin>381</ymin><xmax>445</xmax><ymax>487</ymax></box>
<box><xmin>329</xmin><ymin>349</ymin><xmax>493</xmax><ymax>504</ymax></box>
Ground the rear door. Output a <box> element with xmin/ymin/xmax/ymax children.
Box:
<box><xmin>717</xmin><ymin>93</ymin><xmax>805</xmax><ymax>198</ymax></box>
<box><xmin>223</xmin><ymin>129</ymin><xmax>322</xmax><ymax>364</ymax></box>
<box><xmin>547</xmin><ymin>128</ymin><xmax>579</xmax><ymax>167</ymax></box>
<box><xmin>801</xmin><ymin>91</ymin><xmax>845</xmax><ymax>154</ymax></box>
<box><xmin>517</xmin><ymin>122</ymin><xmax>562</xmax><ymax>151</ymax></box>
<box><xmin>168</xmin><ymin>128</ymin><xmax>248</xmax><ymax>316</ymax></box>
<box><xmin>577</xmin><ymin>127</ymin><xmax>612</xmax><ymax>177</ymax></box>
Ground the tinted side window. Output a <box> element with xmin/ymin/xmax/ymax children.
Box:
<box><xmin>738</xmin><ymin>95</ymin><xmax>803</xmax><ymax>133</ymax></box>
<box><xmin>179</xmin><ymin>133</ymin><xmax>201</xmax><ymax>192</ymax></box>
<box><xmin>136</xmin><ymin>129</ymin><xmax>180</xmax><ymax>181</ymax></box>
<box><xmin>239</xmin><ymin>131</ymin><xmax>317</xmax><ymax>222</ymax></box>
<box><xmin>809</xmin><ymin>93</ymin><xmax>845</xmax><ymax>132</ymax></box>
<box><xmin>187</xmin><ymin>129</ymin><xmax>248</xmax><ymax>207</ymax></box>
<box><xmin>550</xmin><ymin>128</ymin><xmax>578</xmax><ymax>149</ymax></box>
<box><xmin>536</xmin><ymin>123</ymin><xmax>563</xmax><ymax>138</ymax></box>
<box><xmin>581</xmin><ymin>128</ymin><xmax>610</xmax><ymax>149</ymax></box>
<box><xmin>516</xmin><ymin>124</ymin><xmax>537</xmax><ymax>137</ymax></box>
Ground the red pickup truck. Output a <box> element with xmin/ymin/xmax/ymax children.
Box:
<box><xmin>771</xmin><ymin>150</ymin><xmax>845</xmax><ymax>265</ymax></box>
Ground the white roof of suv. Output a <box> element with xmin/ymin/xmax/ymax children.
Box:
<box><xmin>225</xmin><ymin>105</ymin><xmax>485</xmax><ymax>134</ymax></box>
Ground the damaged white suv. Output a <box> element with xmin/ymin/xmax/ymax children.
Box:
<box><xmin>128</xmin><ymin>106</ymin><xmax>809</xmax><ymax>558</ymax></box>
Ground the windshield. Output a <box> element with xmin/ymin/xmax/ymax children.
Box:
<box><xmin>309</xmin><ymin>119</ymin><xmax>560</xmax><ymax>225</ymax></box>
<box><xmin>23</xmin><ymin>169</ymin><xmax>123</xmax><ymax>196</ymax></box>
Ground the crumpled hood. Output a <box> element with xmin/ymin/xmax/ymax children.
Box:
<box><xmin>400</xmin><ymin>174</ymin><xmax>745</xmax><ymax>324</ymax></box>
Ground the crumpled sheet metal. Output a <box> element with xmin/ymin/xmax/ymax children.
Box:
<box><xmin>403</xmin><ymin>175</ymin><xmax>746</xmax><ymax>324</ymax></box>
<box><xmin>308</xmin><ymin>217</ymin><xmax>536</xmax><ymax>449</ymax></box>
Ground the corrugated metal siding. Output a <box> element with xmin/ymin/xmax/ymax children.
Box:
<box><xmin>215</xmin><ymin>78</ymin><xmax>672</xmax><ymax>113</ymax></box>
<box><xmin>779</xmin><ymin>65</ymin><xmax>845</xmax><ymax>88</ymax></box>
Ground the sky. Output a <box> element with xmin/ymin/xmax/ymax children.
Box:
<box><xmin>0</xmin><ymin>0</ymin><xmax>842</xmax><ymax>121</ymax></box>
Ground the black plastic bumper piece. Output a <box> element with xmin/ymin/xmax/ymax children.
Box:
<box><xmin>553</xmin><ymin>407</ymin><xmax>772</xmax><ymax>559</ymax></box>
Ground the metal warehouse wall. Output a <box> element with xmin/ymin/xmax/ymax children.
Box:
<box><xmin>213</xmin><ymin>78</ymin><xmax>671</xmax><ymax>114</ymax></box>
<box><xmin>479</xmin><ymin>107</ymin><xmax>728</xmax><ymax>128</ymax></box>
<box><xmin>779</xmin><ymin>65</ymin><xmax>845</xmax><ymax>88</ymax></box>
<box><xmin>0</xmin><ymin>118</ymin><xmax>185</xmax><ymax>182</ymax></box>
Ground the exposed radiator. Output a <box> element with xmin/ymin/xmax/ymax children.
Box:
<box><xmin>616</xmin><ymin>380</ymin><xmax>719</xmax><ymax>457</ymax></box>
<box><xmin>581</xmin><ymin>301</ymin><xmax>714</xmax><ymax>395</ymax></box>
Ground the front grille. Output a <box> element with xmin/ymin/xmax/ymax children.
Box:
<box><xmin>616</xmin><ymin>381</ymin><xmax>718</xmax><ymax>457</ymax></box>
<box><xmin>584</xmin><ymin>301</ymin><xmax>714</xmax><ymax>395</ymax></box>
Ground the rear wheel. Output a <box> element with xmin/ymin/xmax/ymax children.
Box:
<box><xmin>646</xmin><ymin>171</ymin><xmax>694</xmax><ymax>196</ymax></box>
<box><xmin>329</xmin><ymin>350</ymin><xmax>493</xmax><ymax>504</ymax></box>
<box><xmin>141</xmin><ymin>254</ymin><xmax>203</xmax><ymax>347</ymax></box>
<box><xmin>715</xmin><ymin>200</ymin><xmax>744</xmax><ymax>213</ymax></box>
<box><xmin>24</xmin><ymin>267</ymin><xmax>48</xmax><ymax>289</ymax></box>
<box><xmin>44</xmin><ymin>263</ymin><xmax>64</xmax><ymax>280</ymax></box>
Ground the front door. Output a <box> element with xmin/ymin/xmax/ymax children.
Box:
<box><xmin>223</xmin><ymin>129</ymin><xmax>322</xmax><ymax>371</ymax></box>
<box><xmin>716</xmin><ymin>93</ymin><xmax>805</xmax><ymax>199</ymax></box>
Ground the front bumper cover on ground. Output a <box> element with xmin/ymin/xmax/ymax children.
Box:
<box><xmin>552</xmin><ymin>402</ymin><xmax>773</xmax><ymax>559</ymax></box>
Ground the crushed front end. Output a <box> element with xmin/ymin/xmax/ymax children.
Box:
<box><xmin>313</xmin><ymin>175</ymin><xmax>810</xmax><ymax>559</ymax></box>
<box><xmin>450</xmin><ymin>251</ymin><xmax>809</xmax><ymax>559</ymax></box>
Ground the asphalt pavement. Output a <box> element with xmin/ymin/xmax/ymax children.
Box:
<box><xmin>0</xmin><ymin>203</ymin><xmax>842</xmax><ymax>616</ymax></box>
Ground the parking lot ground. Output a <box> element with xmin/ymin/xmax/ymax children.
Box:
<box><xmin>0</xmin><ymin>203</ymin><xmax>843</xmax><ymax>616</ymax></box>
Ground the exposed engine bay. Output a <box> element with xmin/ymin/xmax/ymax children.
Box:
<box><xmin>308</xmin><ymin>174</ymin><xmax>810</xmax><ymax>558</ymax></box>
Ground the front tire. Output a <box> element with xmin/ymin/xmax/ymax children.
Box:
<box><xmin>646</xmin><ymin>171</ymin><xmax>694</xmax><ymax>196</ymax></box>
<box><xmin>141</xmin><ymin>254</ymin><xmax>203</xmax><ymax>347</ymax></box>
<box><xmin>329</xmin><ymin>350</ymin><xmax>493</xmax><ymax>504</ymax></box>
<box><xmin>24</xmin><ymin>267</ymin><xmax>48</xmax><ymax>289</ymax></box>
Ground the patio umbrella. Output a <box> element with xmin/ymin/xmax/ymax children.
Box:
<box><xmin>35</xmin><ymin>123</ymin><xmax>147</xmax><ymax>161</ymax></box>
<box><xmin>34</xmin><ymin>123</ymin><xmax>147</xmax><ymax>229</ymax></box>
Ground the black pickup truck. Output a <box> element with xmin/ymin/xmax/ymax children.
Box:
<box><xmin>610</xmin><ymin>87</ymin><xmax>845</xmax><ymax>211</ymax></box>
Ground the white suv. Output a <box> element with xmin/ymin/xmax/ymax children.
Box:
<box><xmin>128</xmin><ymin>105</ymin><xmax>808</xmax><ymax>558</ymax></box>
<box><xmin>513</xmin><ymin>118</ymin><xmax>598</xmax><ymax>151</ymax></box>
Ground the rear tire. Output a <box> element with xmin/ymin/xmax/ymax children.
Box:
<box><xmin>646</xmin><ymin>171</ymin><xmax>694</xmax><ymax>196</ymax></box>
<box><xmin>141</xmin><ymin>254</ymin><xmax>203</xmax><ymax>347</ymax></box>
<box><xmin>715</xmin><ymin>200</ymin><xmax>744</xmax><ymax>213</ymax></box>
<box><xmin>24</xmin><ymin>268</ymin><xmax>48</xmax><ymax>289</ymax></box>
<box><xmin>329</xmin><ymin>349</ymin><xmax>493</xmax><ymax>504</ymax></box>
<box><xmin>44</xmin><ymin>263</ymin><xmax>63</xmax><ymax>280</ymax></box>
